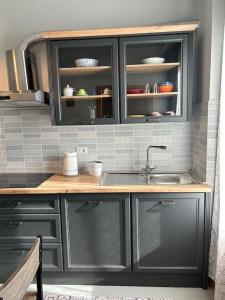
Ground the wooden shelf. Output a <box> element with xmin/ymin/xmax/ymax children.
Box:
<box><xmin>61</xmin><ymin>95</ymin><xmax>111</xmax><ymax>100</ymax></box>
<box><xmin>127</xmin><ymin>92</ymin><xmax>179</xmax><ymax>98</ymax></box>
<box><xmin>127</xmin><ymin>63</ymin><xmax>180</xmax><ymax>73</ymax></box>
<box><xmin>59</xmin><ymin>66</ymin><xmax>111</xmax><ymax>76</ymax></box>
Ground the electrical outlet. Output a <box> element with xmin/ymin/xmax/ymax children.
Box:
<box><xmin>77</xmin><ymin>147</ymin><xmax>88</xmax><ymax>154</ymax></box>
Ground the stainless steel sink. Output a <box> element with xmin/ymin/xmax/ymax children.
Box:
<box><xmin>149</xmin><ymin>173</ymin><xmax>196</xmax><ymax>185</ymax></box>
<box><xmin>100</xmin><ymin>172</ymin><xmax>197</xmax><ymax>186</ymax></box>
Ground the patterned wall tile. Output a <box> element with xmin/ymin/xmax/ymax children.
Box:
<box><xmin>0</xmin><ymin>108</ymin><xmax>194</xmax><ymax>173</ymax></box>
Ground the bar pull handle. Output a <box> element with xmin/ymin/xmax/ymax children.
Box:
<box><xmin>10</xmin><ymin>249</ymin><xmax>25</xmax><ymax>256</ymax></box>
<box><xmin>76</xmin><ymin>200</ymin><xmax>102</xmax><ymax>212</ymax></box>
<box><xmin>7</xmin><ymin>221</ymin><xmax>24</xmax><ymax>226</ymax></box>
<box><xmin>160</xmin><ymin>200</ymin><xmax>175</xmax><ymax>206</ymax></box>
<box><xmin>3</xmin><ymin>201</ymin><xmax>22</xmax><ymax>207</ymax></box>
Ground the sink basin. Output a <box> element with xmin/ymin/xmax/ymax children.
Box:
<box><xmin>149</xmin><ymin>173</ymin><xmax>195</xmax><ymax>185</ymax></box>
<box><xmin>100</xmin><ymin>172</ymin><xmax>197</xmax><ymax>186</ymax></box>
<box><xmin>100</xmin><ymin>173</ymin><xmax>146</xmax><ymax>186</ymax></box>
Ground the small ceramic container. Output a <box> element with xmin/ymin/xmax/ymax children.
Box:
<box><xmin>63</xmin><ymin>84</ymin><xmax>75</xmax><ymax>97</ymax></box>
<box><xmin>158</xmin><ymin>81</ymin><xmax>174</xmax><ymax>93</ymax></box>
<box><xmin>75</xmin><ymin>58</ymin><xmax>98</xmax><ymax>67</ymax></box>
<box><xmin>103</xmin><ymin>88</ymin><xmax>111</xmax><ymax>95</ymax></box>
<box><xmin>88</xmin><ymin>161</ymin><xmax>103</xmax><ymax>177</ymax></box>
<box><xmin>142</xmin><ymin>57</ymin><xmax>165</xmax><ymax>64</ymax></box>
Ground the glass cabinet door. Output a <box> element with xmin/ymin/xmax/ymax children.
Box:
<box><xmin>119</xmin><ymin>34</ymin><xmax>189</xmax><ymax>123</ymax></box>
<box><xmin>50</xmin><ymin>38</ymin><xmax>119</xmax><ymax>125</ymax></box>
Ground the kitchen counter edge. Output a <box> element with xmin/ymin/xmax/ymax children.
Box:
<box><xmin>0</xmin><ymin>173</ymin><xmax>211</xmax><ymax>194</ymax></box>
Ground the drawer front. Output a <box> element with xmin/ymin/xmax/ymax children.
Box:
<box><xmin>0</xmin><ymin>243</ymin><xmax>63</xmax><ymax>272</ymax></box>
<box><xmin>0</xmin><ymin>214</ymin><xmax>61</xmax><ymax>243</ymax></box>
<box><xmin>0</xmin><ymin>194</ymin><xmax>59</xmax><ymax>214</ymax></box>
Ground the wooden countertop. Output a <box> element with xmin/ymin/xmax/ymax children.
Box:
<box><xmin>0</xmin><ymin>173</ymin><xmax>211</xmax><ymax>194</ymax></box>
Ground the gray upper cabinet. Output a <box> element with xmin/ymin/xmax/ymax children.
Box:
<box><xmin>49</xmin><ymin>38</ymin><xmax>119</xmax><ymax>125</ymax></box>
<box><xmin>132</xmin><ymin>193</ymin><xmax>204</xmax><ymax>273</ymax></box>
<box><xmin>61</xmin><ymin>193</ymin><xmax>131</xmax><ymax>272</ymax></box>
<box><xmin>48</xmin><ymin>32</ymin><xmax>195</xmax><ymax>125</ymax></box>
<box><xmin>119</xmin><ymin>34</ymin><xmax>191</xmax><ymax>123</ymax></box>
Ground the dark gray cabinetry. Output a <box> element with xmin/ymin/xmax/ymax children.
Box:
<box><xmin>48</xmin><ymin>31</ymin><xmax>196</xmax><ymax>125</ymax></box>
<box><xmin>61</xmin><ymin>193</ymin><xmax>131</xmax><ymax>271</ymax></box>
<box><xmin>49</xmin><ymin>38</ymin><xmax>119</xmax><ymax>125</ymax></box>
<box><xmin>119</xmin><ymin>34</ymin><xmax>192</xmax><ymax>123</ymax></box>
<box><xmin>0</xmin><ymin>194</ymin><xmax>59</xmax><ymax>214</ymax></box>
<box><xmin>132</xmin><ymin>193</ymin><xmax>205</xmax><ymax>273</ymax></box>
<box><xmin>0</xmin><ymin>214</ymin><xmax>61</xmax><ymax>243</ymax></box>
<box><xmin>0</xmin><ymin>194</ymin><xmax>63</xmax><ymax>281</ymax></box>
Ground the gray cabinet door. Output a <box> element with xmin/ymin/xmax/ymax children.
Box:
<box><xmin>132</xmin><ymin>193</ymin><xmax>204</xmax><ymax>273</ymax></box>
<box><xmin>61</xmin><ymin>193</ymin><xmax>131</xmax><ymax>272</ymax></box>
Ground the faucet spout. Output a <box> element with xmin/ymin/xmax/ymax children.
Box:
<box><xmin>145</xmin><ymin>145</ymin><xmax>167</xmax><ymax>174</ymax></box>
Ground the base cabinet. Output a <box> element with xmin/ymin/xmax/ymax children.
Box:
<box><xmin>61</xmin><ymin>193</ymin><xmax>131</xmax><ymax>272</ymax></box>
<box><xmin>132</xmin><ymin>193</ymin><xmax>204</xmax><ymax>273</ymax></box>
<box><xmin>0</xmin><ymin>192</ymin><xmax>211</xmax><ymax>288</ymax></box>
<box><xmin>0</xmin><ymin>194</ymin><xmax>62</xmax><ymax>282</ymax></box>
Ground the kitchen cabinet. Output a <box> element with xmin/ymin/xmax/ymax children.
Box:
<box><xmin>49</xmin><ymin>38</ymin><xmax>119</xmax><ymax>125</ymax></box>
<box><xmin>0</xmin><ymin>194</ymin><xmax>63</xmax><ymax>281</ymax></box>
<box><xmin>132</xmin><ymin>193</ymin><xmax>204</xmax><ymax>273</ymax></box>
<box><xmin>0</xmin><ymin>191</ymin><xmax>211</xmax><ymax>288</ymax></box>
<box><xmin>48</xmin><ymin>30</ymin><xmax>195</xmax><ymax>125</ymax></box>
<box><xmin>61</xmin><ymin>193</ymin><xmax>131</xmax><ymax>271</ymax></box>
<box><xmin>59</xmin><ymin>192</ymin><xmax>210</xmax><ymax>288</ymax></box>
<box><xmin>120</xmin><ymin>34</ymin><xmax>191</xmax><ymax>123</ymax></box>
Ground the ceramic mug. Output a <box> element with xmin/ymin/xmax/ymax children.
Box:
<box><xmin>88</xmin><ymin>161</ymin><xmax>103</xmax><ymax>177</ymax></box>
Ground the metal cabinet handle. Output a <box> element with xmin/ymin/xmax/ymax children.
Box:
<box><xmin>85</xmin><ymin>200</ymin><xmax>103</xmax><ymax>209</ymax></box>
<box><xmin>76</xmin><ymin>200</ymin><xmax>102</xmax><ymax>212</ymax></box>
<box><xmin>87</xmin><ymin>200</ymin><xmax>102</xmax><ymax>206</ymax></box>
<box><xmin>7</xmin><ymin>221</ymin><xmax>24</xmax><ymax>226</ymax></box>
<box><xmin>3</xmin><ymin>201</ymin><xmax>22</xmax><ymax>207</ymax></box>
<box><xmin>10</xmin><ymin>249</ymin><xmax>25</xmax><ymax>256</ymax></box>
<box><xmin>160</xmin><ymin>200</ymin><xmax>175</xmax><ymax>206</ymax></box>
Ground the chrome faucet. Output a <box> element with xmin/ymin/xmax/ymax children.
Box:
<box><xmin>145</xmin><ymin>145</ymin><xmax>167</xmax><ymax>180</ymax></box>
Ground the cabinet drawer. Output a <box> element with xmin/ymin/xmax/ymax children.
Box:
<box><xmin>0</xmin><ymin>214</ymin><xmax>61</xmax><ymax>243</ymax></box>
<box><xmin>0</xmin><ymin>243</ymin><xmax>63</xmax><ymax>272</ymax></box>
<box><xmin>0</xmin><ymin>194</ymin><xmax>59</xmax><ymax>214</ymax></box>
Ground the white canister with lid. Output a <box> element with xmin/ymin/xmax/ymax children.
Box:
<box><xmin>63</xmin><ymin>152</ymin><xmax>78</xmax><ymax>176</ymax></box>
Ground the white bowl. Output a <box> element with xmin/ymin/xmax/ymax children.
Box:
<box><xmin>75</xmin><ymin>58</ymin><xmax>98</xmax><ymax>67</ymax></box>
<box><xmin>142</xmin><ymin>57</ymin><xmax>165</xmax><ymax>64</ymax></box>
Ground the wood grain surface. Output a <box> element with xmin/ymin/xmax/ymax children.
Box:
<box><xmin>0</xmin><ymin>173</ymin><xmax>211</xmax><ymax>194</ymax></box>
<box><xmin>40</xmin><ymin>21</ymin><xmax>199</xmax><ymax>40</ymax></box>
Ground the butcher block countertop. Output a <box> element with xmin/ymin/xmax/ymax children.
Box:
<box><xmin>0</xmin><ymin>173</ymin><xmax>211</xmax><ymax>194</ymax></box>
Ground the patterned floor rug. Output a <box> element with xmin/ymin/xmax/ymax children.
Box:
<box><xmin>44</xmin><ymin>296</ymin><xmax>172</xmax><ymax>300</ymax></box>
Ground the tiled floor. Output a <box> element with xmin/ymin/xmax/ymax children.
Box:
<box><xmin>42</xmin><ymin>285</ymin><xmax>214</xmax><ymax>300</ymax></box>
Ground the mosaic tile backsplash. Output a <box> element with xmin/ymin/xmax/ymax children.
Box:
<box><xmin>0</xmin><ymin>108</ymin><xmax>192</xmax><ymax>173</ymax></box>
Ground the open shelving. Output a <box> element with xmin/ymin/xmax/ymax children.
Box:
<box><xmin>59</xmin><ymin>66</ymin><xmax>111</xmax><ymax>76</ymax></box>
<box><xmin>127</xmin><ymin>92</ymin><xmax>179</xmax><ymax>98</ymax></box>
<box><xmin>126</xmin><ymin>63</ymin><xmax>180</xmax><ymax>73</ymax></box>
<box><xmin>61</xmin><ymin>95</ymin><xmax>111</xmax><ymax>101</ymax></box>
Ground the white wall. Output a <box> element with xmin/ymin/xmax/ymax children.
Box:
<box><xmin>0</xmin><ymin>0</ymin><xmax>196</xmax><ymax>90</ymax></box>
